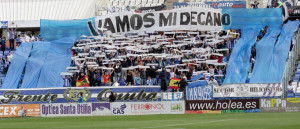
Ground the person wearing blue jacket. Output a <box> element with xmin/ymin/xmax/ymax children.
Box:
<box><xmin>78</xmin><ymin>92</ymin><xmax>85</xmax><ymax>103</ymax></box>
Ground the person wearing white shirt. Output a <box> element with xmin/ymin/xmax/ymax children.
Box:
<box><xmin>288</xmin><ymin>81</ymin><xmax>294</xmax><ymax>93</ymax></box>
<box><xmin>7</xmin><ymin>51</ymin><xmax>13</xmax><ymax>63</ymax></box>
<box><xmin>24</xmin><ymin>33</ymin><xmax>31</xmax><ymax>42</ymax></box>
<box><xmin>20</xmin><ymin>33</ymin><xmax>26</xmax><ymax>43</ymax></box>
<box><xmin>31</xmin><ymin>35</ymin><xmax>36</xmax><ymax>41</ymax></box>
<box><xmin>208</xmin><ymin>76</ymin><xmax>218</xmax><ymax>85</ymax></box>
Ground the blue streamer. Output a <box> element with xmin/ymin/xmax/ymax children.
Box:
<box><xmin>249</xmin><ymin>28</ymin><xmax>282</xmax><ymax>83</ymax></box>
<box><xmin>224</xmin><ymin>29</ymin><xmax>261</xmax><ymax>83</ymax></box>
<box><xmin>2</xmin><ymin>43</ymin><xmax>32</xmax><ymax>89</ymax></box>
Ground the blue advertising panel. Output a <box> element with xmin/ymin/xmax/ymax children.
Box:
<box><xmin>40</xmin><ymin>17</ymin><xmax>96</xmax><ymax>41</ymax></box>
<box><xmin>163</xmin><ymin>92</ymin><xmax>183</xmax><ymax>101</ymax></box>
<box><xmin>0</xmin><ymin>86</ymin><xmax>161</xmax><ymax>104</ymax></box>
<box><xmin>185</xmin><ymin>81</ymin><xmax>213</xmax><ymax>100</ymax></box>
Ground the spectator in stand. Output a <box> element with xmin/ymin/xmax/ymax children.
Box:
<box><xmin>88</xmin><ymin>67</ymin><xmax>96</xmax><ymax>86</ymax></box>
<box><xmin>31</xmin><ymin>33</ymin><xmax>36</xmax><ymax>41</ymax></box>
<box><xmin>61</xmin><ymin>75</ymin><xmax>71</xmax><ymax>87</ymax></box>
<box><xmin>70</xmin><ymin>74</ymin><xmax>77</xmax><ymax>87</ymax></box>
<box><xmin>179</xmin><ymin>77</ymin><xmax>188</xmax><ymax>92</ymax></box>
<box><xmin>16</xmin><ymin>35</ymin><xmax>21</xmax><ymax>47</ymax></box>
<box><xmin>95</xmin><ymin>70</ymin><xmax>102</xmax><ymax>86</ymax></box>
<box><xmin>126</xmin><ymin>71</ymin><xmax>134</xmax><ymax>85</ymax></box>
<box><xmin>3</xmin><ymin>57</ymin><xmax>9</xmax><ymax>74</ymax></box>
<box><xmin>7</xmin><ymin>51</ymin><xmax>13</xmax><ymax>63</ymax></box>
<box><xmin>106</xmin><ymin>78</ymin><xmax>112</xmax><ymax>86</ymax></box>
<box><xmin>103</xmin><ymin>70</ymin><xmax>112</xmax><ymax>86</ymax></box>
<box><xmin>78</xmin><ymin>92</ymin><xmax>85</xmax><ymax>103</ymax></box>
<box><xmin>208</xmin><ymin>76</ymin><xmax>218</xmax><ymax>85</ymax></box>
<box><xmin>288</xmin><ymin>80</ymin><xmax>294</xmax><ymax>93</ymax></box>
<box><xmin>20</xmin><ymin>33</ymin><xmax>26</xmax><ymax>43</ymax></box>
<box><xmin>217</xmin><ymin>67</ymin><xmax>223</xmax><ymax>75</ymax></box>
<box><xmin>146</xmin><ymin>76</ymin><xmax>153</xmax><ymax>86</ymax></box>
<box><xmin>1</xmin><ymin>35</ymin><xmax>6</xmax><ymax>55</ymax></box>
<box><xmin>118</xmin><ymin>75</ymin><xmax>126</xmax><ymax>86</ymax></box>
<box><xmin>114</xmin><ymin>62</ymin><xmax>122</xmax><ymax>81</ymax></box>
<box><xmin>77</xmin><ymin>72</ymin><xmax>86</xmax><ymax>82</ymax></box>
<box><xmin>209</xmin><ymin>65</ymin><xmax>215</xmax><ymax>75</ymax></box>
<box><xmin>134</xmin><ymin>72</ymin><xmax>142</xmax><ymax>85</ymax></box>
<box><xmin>109</xmin><ymin>91</ymin><xmax>116</xmax><ymax>102</ymax></box>
<box><xmin>160</xmin><ymin>67</ymin><xmax>168</xmax><ymax>92</ymax></box>
<box><xmin>7</xmin><ymin>25</ymin><xmax>17</xmax><ymax>50</ymax></box>
<box><xmin>139</xmin><ymin>68</ymin><xmax>147</xmax><ymax>85</ymax></box>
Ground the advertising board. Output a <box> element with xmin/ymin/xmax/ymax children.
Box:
<box><xmin>161</xmin><ymin>101</ymin><xmax>185</xmax><ymax>114</ymax></box>
<box><xmin>0</xmin><ymin>104</ymin><xmax>40</xmax><ymax>117</ymax></box>
<box><xmin>40</xmin><ymin>103</ymin><xmax>92</xmax><ymax>117</ymax></box>
<box><xmin>186</xmin><ymin>84</ymin><xmax>213</xmax><ymax>100</ymax></box>
<box><xmin>213</xmin><ymin>83</ymin><xmax>282</xmax><ymax>98</ymax></box>
<box><xmin>111</xmin><ymin>101</ymin><xmax>185</xmax><ymax>115</ymax></box>
<box><xmin>186</xmin><ymin>99</ymin><xmax>260</xmax><ymax>111</ymax></box>
<box><xmin>260</xmin><ymin>98</ymin><xmax>300</xmax><ymax>112</ymax></box>
<box><xmin>163</xmin><ymin>92</ymin><xmax>183</xmax><ymax>101</ymax></box>
<box><xmin>92</xmin><ymin>103</ymin><xmax>111</xmax><ymax>116</ymax></box>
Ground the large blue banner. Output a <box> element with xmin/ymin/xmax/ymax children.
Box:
<box><xmin>186</xmin><ymin>81</ymin><xmax>213</xmax><ymax>100</ymax></box>
<box><xmin>173</xmin><ymin>1</ymin><xmax>246</xmax><ymax>9</ymax></box>
<box><xmin>40</xmin><ymin>17</ymin><xmax>96</xmax><ymax>41</ymax></box>
<box><xmin>0</xmin><ymin>86</ymin><xmax>161</xmax><ymax>104</ymax></box>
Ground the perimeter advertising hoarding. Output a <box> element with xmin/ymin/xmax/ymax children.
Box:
<box><xmin>185</xmin><ymin>99</ymin><xmax>259</xmax><ymax>114</ymax></box>
<box><xmin>0</xmin><ymin>104</ymin><xmax>40</xmax><ymax>117</ymax></box>
<box><xmin>186</xmin><ymin>99</ymin><xmax>259</xmax><ymax>110</ymax></box>
<box><xmin>213</xmin><ymin>83</ymin><xmax>282</xmax><ymax>98</ymax></box>
<box><xmin>260</xmin><ymin>98</ymin><xmax>300</xmax><ymax>112</ymax></box>
<box><xmin>111</xmin><ymin>101</ymin><xmax>185</xmax><ymax>115</ymax></box>
<box><xmin>40</xmin><ymin>103</ymin><xmax>92</xmax><ymax>117</ymax></box>
<box><xmin>163</xmin><ymin>92</ymin><xmax>183</xmax><ymax>101</ymax></box>
<box><xmin>0</xmin><ymin>86</ymin><xmax>161</xmax><ymax>104</ymax></box>
<box><xmin>91</xmin><ymin>103</ymin><xmax>111</xmax><ymax>116</ymax></box>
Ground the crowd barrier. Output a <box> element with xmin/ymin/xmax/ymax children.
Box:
<box><xmin>0</xmin><ymin>83</ymin><xmax>298</xmax><ymax>117</ymax></box>
<box><xmin>2</xmin><ymin>98</ymin><xmax>300</xmax><ymax>117</ymax></box>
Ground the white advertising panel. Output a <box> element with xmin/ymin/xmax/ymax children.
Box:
<box><xmin>40</xmin><ymin>103</ymin><xmax>92</xmax><ymax>117</ymax></box>
<box><xmin>161</xmin><ymin>101</ymin><xmax>185</xmax><ymax>114</ymax></box>
<box><xmin>213</xmin><ymin>83</ymin><xmax>283</xmax><ymax>98</ymax></box>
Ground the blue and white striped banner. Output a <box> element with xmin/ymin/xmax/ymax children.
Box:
<box><xmin>0</xmin><ymin>21</ymin><xmax>8</xmax><ymax>28</ymax></box>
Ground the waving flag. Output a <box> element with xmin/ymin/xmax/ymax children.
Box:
<box><xmin>169</xmin><ymin>78</ymin><xmax>181</xmax><ymax>89</ymax></box>
<box><xmin>76</xmin><ymin>76</ymin><xmax>90</xmax><ymax>87</ymax></box>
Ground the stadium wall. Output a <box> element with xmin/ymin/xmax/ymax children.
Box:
<box><xmin>2</xmin><ymin>98</ymin><xmax>300</xmax><ymax>117</ymax></box>
<box><xmin>1</xmin><ymin>86</ymin><xmax>300</xmax><ymax>117</ymax></box>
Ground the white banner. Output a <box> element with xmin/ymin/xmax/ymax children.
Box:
<box><xmin>40</xmin><ymin>103</ymin><xmax>92</xmax><ymax>117</ymax></box>
<box><xmin>163</xmin><ymin>92</ymin><xmax>183</xmax><ymax>101</ymax></box>
<box><xmin>213</xmin><ymin>83</ymin><xmax>283</xmax><ymax>98</ymax></box>
<box><xmin>95</xmin><ymin>7</ymin><xmax>283</xmax><ymax>34</ymax></box>
<box><xmin>96</xmin><ymin>7</ymin><xmax>224</xmax><ymax>34</ymax></box>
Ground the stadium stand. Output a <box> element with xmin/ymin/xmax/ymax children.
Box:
<box><xmin>97</xmin><ymin>0</ymin><xmax>166</xmax><ymax>15</ymax></box>
<box><xmin>67</xmin><ymin>30</ymin><xmax>240</xmax><ymax>88</ymax></box>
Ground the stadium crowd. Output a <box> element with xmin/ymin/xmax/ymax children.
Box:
<box><xmin>61</xmin><ymin>30</ymin><xmax>242</xmax><ymax>91</ymax></box>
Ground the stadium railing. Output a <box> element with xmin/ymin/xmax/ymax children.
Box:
<box><xmin>281</xmin><ymin>29</ymin><xmax>300</xmax><ymax>97</ymax></box>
